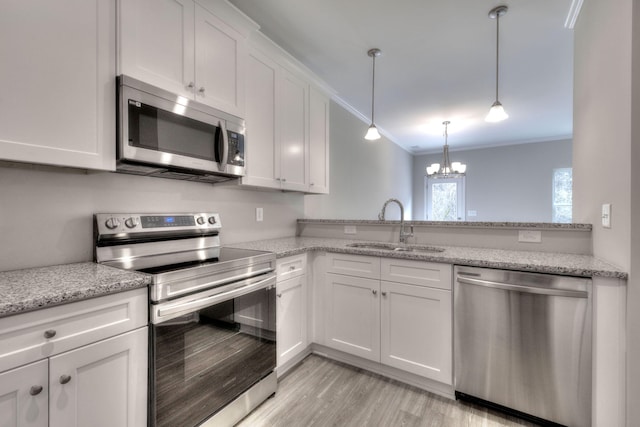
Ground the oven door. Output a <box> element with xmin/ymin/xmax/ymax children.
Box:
<box><xmin>150</xmin><ymin>273</ymin><xmax>276</xmax><ymax>427</ymax></box>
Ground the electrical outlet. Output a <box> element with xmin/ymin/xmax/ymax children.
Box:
<box><xmin>256</xmin><ymin>207</ymin><xmax>263</xmax><ymax>222</ymax></box>
<box><xmin>602</xmin><ymin>204</ymin><xmax>611</xmax><ymax>228</ymax></box>
<box><xmin>344</xmin><ymin>225</ymin><xmax>357</xmax><ymax>234</ymax></box>
<box><xmin>518</xmin><ymin>230</ymin><xmax>541</xmax><ymax>243</ymax></box>
<box><xmin>467</xmin><ymin>210</ymin><xmax>477</xmax><ymax>217</ymax></box>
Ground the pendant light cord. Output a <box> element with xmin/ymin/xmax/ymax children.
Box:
<box><xmin>371</xmin><ymin>54</ymin><xmax>376</xmax><ymax>123</ymax></box>
<box><xmin>495</xmin><ymin>13</ymin><xmax>500</xmax><ymax>103</ymax></box>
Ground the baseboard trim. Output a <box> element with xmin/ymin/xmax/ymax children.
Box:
<box><xmin>310</xmin><ymin>343</ymin><xmax>455</xmax><ymax>399</ymax></box>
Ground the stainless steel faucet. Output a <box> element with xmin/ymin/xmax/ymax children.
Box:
<box><xmin>378</xmin><ymin>198</ymin><xmax>414</xmax><ymax>244</ymax></box>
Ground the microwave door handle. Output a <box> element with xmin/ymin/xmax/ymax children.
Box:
<box><xmin>217</xmin><ymin>120</ymin><xmax>229</xmax><ymax>171</ymax></box>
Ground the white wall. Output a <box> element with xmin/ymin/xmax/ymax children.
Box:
<box><xmin>412</xmin><ymin>139</ymin><xmax>572</xmax><ymax>222</ymax></box>
<box><xmin>573</xmin><ymin>0</ymin><xmax>637</xmax><ymax>424</ymax></box>
<box><xmin>304</xmin><ymin>101</ymin><xmax>414</xmax><ymax>220</ymax></box>
<box><xmin>0</xmin><ymin>162</ymin><xmax>303</xmax><ymax>271</ymax></box>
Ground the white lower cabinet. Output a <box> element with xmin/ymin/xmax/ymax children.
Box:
<box><xmin>324</xmin><ymin>253</ymin><xmax>453</xmax><ymax>385</ymax></box>
<box><xmin>49</xmin><ymin>328</ymin><xmax>147</xmax><ymax>427</ymax></box>
<box><xmin>276</xmin><ymin>254</ymin><xmax>308</xmax><ymax>374</ymax></box>
<box><xmin>380</xmin><ymin>280</ymin><xmax>452</xmax><ymax>383</ymax></box>
<box><xmin>0</xmin><ymin>289</ymin><xmax>148</xmax><ymax>427</ymax></box>
<box><xmin>325</xmin><ymin>273</ymin><xmax>380</xmax><ymax>361</ymax></box>
<box><xmin>0</xmin><ymin>360</ymin><xmax>48</xmax><ymax>427</ymax></box>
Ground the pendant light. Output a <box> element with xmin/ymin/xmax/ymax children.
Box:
<box><xmin>364</xmin><ymin>48</ymin><xmax>382</xmax><ymax>140</ymax></box>
<box><xmin>426</xmin><ymin>121</ymin><xmax>467</xmax><ymax>178</ymax></box>
<box><xmin>485</xmin><ymin>5</ymin><xmax>509</xmax><ymax>123</ymax></box>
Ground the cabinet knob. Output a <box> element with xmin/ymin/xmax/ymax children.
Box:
<box><xmin>282</xmin><ymin>178</ymin><xmax>287</xmax><ymax>182</ymax></box>
<box><xmin>372</xmin><ymin>289</ymin><xmax>377</xmax><ymax>295</ymax></box>
<box><xmin>289</xmin><ymin>266</ymin><xmax>296</xmax><ymax>271</ymax></box>
<box><xmin>187</xmin><ymin>82</ymin><xmax>195</xmax><ymax>89</ymax></box>
<box><xmin>198</xmin><ymin>87</ymin><xmax>206</xmax><ymax>94</ymax></box>
<box><xmin>29</xmin><ymin>385</ymin><xmax>43</xmax><ymax>396</ymax></box>
<box><xmin>382</xmin><ymin>291</ymin><xmax>388</xmax><ymax>297</ymax></box>
<box><xmin>310</xmin><ymin>182</ymin><xmax>315</xmax><ymax>186</ymax></box>
<box><xmin>277</xmin><ymin>293</ymin><xmax>282</xmax><ymax>298</ymax></box>
<box><xmin>59</xmin><ymin>375</ymin><xmax>72</xmax><ymax>385</ymax></box>
<box><xmin>44</xmin><ymin>329</ymin><xmax>56</xmax><ymax>339</ymax></box>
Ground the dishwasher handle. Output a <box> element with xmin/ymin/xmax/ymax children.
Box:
<box><xmin>456</xmin><ymin>275</ymin><xmax>588</xmax><ymax>298</ymax></box>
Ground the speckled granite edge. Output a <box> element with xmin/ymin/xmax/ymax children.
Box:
<box><xmin>0</xmin><ymin>262</ymin><xmax>152</xmax><ymax>318</ymax></box>
<box><xmin>297</xmin><ymin>219</ymin><xmax>592</xmax><ymax>231</ymax></box>
<box><xmin>228</xmin><ymin>237</ymin><xmax>626</xmax><ymax>280</ymax></box>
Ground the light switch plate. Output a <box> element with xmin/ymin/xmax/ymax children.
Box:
<box><xmin>602</xmin><ymin>204</ymin><xmax>611</xmax><ymax>228</ymax></box>
<box><xmin>256</xmin><ymin>207</ymin><xmax>263</xmax><ymax>222</ymax></box>
<box><xmin>344</xmin><ymin>225</ymin><xmax>357</xmax><ymax>234</ymax></box>
<box><xmin>518</xmin><ymin>230</ymin><xmax>542</xmax><ymax>243</ymax></box>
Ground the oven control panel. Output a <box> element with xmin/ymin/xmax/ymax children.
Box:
<box><xmin>95</xmin><ymin>213</ymin><xmax>222</xmax><ymax>235</ymax></box>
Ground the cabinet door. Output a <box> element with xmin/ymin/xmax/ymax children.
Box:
<box><xmin>194</xmin><ymin>4</ymin><xmax>246</xmax><ymax>116</ymax></box>
<box><xmin>276</xmin><ymin>275</ymin><xmax>308</xmax><ymax>371</ymax></box>
<box><xmin>0</xmin><ymin>360</ymin><xmax>48</xmax><ymax>427</ymax></box>
<box><xmin>119</xmin><ymin>0</ymin><xmax>195</xmax><ymax>98</ymax></box>
<box><xmin>242</xmin><ymin>47</ymin><xmax>281</xmax><ymax>189</ymax></box>
<box><xmin>325</xmin><ymin>273</ymin><xmax>380</xmax><ymax>361</ymax></box>
<box><xmin>279</xmin><ymin>68</ymin><xmax>308</xmax><ymax>191</ymax></box>
<box><xmin>0</xmin><ymin>0</ymin><xmax>116</xmax><ymax>170</ymax></box>
<box><xmin>380</xmin><ymin>281</ymin><xmax>452</xmax><ymax>384</ymax></box>
<box><xmin>49</xmin><ymin>327</ymin><xmax>148</xmax><ymax>427</ymax></box>
<box><xmin>308</xmin><ymin>86</ymin><xmax>330</xmax><ymax>194</ymax></box>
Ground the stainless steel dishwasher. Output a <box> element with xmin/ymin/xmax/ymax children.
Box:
<box><xmin>454</xmin><ymin>266</ymin><xmax>592</xmax><ymax>427</ymax></box>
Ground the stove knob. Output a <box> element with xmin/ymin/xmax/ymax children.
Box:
<box><xmin>208</xmin><ymin>216</ymin><xmax>217</xmax><ymax>225</ymax></box>
<box><xmin>124</xmin><ymin>217</ymin><xmax>140</xmax><ymax>229</ymax></box>
<box><xmin>196</xmin><ymin>216</ymin><xmax>205</xmax><ymax>225</ymax></box>
<box><xmin>105</xmin><ymin>217</ymin><xmax>120</xmax><ymax>230</ymax></box>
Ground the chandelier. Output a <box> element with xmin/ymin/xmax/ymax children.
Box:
<box><xmin>425</xmin><ymin>121</ymin><xmax>467</xmax><ymax>178</ymax></box>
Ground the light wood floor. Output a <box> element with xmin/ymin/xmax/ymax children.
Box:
<box><xmin>237</xmin><ymin>355</ymin><xmax>539</xmax><ymax>427</ymax></box>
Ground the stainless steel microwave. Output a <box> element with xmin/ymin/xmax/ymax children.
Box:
<box><xmin>116</xmin><ymin>75</ymin><xmax>245</xmax><ymax>183</ymax></box>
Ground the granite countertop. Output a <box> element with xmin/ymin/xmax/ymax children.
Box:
<box><xmin>297</xmin><ymin>219</ymin><xmax>593</xmax><ymax>231</ymax></box>
<box><xmin>228</xmin><ymin>237</ymin><xmax>627</xmax><ymax>279</ymax></box>
<box><xmin>0</xmin><ymin>262</ymin><xmax>151</xmax><ymax>318</ymax></box>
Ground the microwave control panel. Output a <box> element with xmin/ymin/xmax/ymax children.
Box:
<box><xmin>227</xmin><ymin>131</ymin><xmax>245</xmax><ymax>167</ymax></box>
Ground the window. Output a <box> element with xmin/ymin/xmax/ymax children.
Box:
<box><xmin>553</xmin><ymin>168</ymin><xmax>572</xmax><ymax>223</ymax></box>
<box><xmin>426</xmin><ymin>176</ymin><xmax>465</xmax><ymax>221</ymax></box>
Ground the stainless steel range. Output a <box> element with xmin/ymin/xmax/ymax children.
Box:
<box><xmin>94</xmin><ymin>212</ymin><xmax>277</xmax><ymax>427</ymax></box>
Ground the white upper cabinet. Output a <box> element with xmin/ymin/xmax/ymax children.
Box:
<box><xmin>279</xmin><ymin>68</ymin><xmax>308</xmax><ymax>192</ymax></box>
<box><xmin>119</xmin><ymin>0</ymin><xmax>249</xmax><ymax>117</ymax></box>
<box><xmin>0</xmin><ymin>0</ymin><xmax>116</xmax><ymax>171</ymax></box>
<box><xmin>194</xmin><ymin>3</ymin><xmax>246</xmax><ymax>116</ymax></box>
<box><xmin>119</xmin><ymin>0</ymin><xmax>195</xmax><ymax>100</ymax></box>
<box><xmin>243</xmin><ymin>47</ymin><xmax>280</xmax><ymax>189</ymax></box>
<box><xmin>239</xmin><ymin>33</ymin><xmax>331</xmax><ymax>193</ymax></box>
<box><xmin>308</xmin><ymin>86</ymin><xmax>330</xmax><ymax>194</ymax></box>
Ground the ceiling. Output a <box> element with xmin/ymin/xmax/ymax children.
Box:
<box><xmin>228</xmin><ymin>0</ymin><xmax>574</xmax><ymax>154</ymax></box>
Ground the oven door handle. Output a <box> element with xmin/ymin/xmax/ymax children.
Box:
<box><xmin>154</xmin><ymin>273</ymin><xmax>276</xmax><ymax>324</ymax></box>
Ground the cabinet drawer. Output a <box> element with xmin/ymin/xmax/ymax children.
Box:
<box><xmin>277</xmin><ymin>253</ymin><xmax>307</xmax><ymax>281</ymax></box>
<box><xmin>326</xmin><ymin>253</ymin><xmax>380</xmax><ymax>279</ymax></box>
<box><xmin>0</xmin><ymin>288</ymin><xmax>147</xmax><ymax>373</ymax></box>
<box><xmin>381</xmin><ymin>258</ymin><xmax>452</xmax><ymax>290</ymax></box>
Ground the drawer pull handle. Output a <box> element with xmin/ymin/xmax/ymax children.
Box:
<box><xmin>372</xmin><ymin>290</ymin><xmax>377</xmax><ymax>295</ymax></box>
<box><xmin>59</xmin><ymin>375</ymin><xmax>72</xmax><ymax>385</ymax></box>
<box><xmin>44</xmin><ymin>330</ymin><xmax>56</xmax><ymax>339</ymax></box>
<box><xmin>29</xmin><ymin>385</ymin><xmax>43</xmax><ymax>396</ymax></box>
<box><xmin>289</xmin><ymin>266</ymin><xmax>296</xmax><ymax>271</ymax></box>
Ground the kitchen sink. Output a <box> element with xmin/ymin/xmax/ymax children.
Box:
<box><xmin>346</xmin><ymin>242</ymin><xmax>445</xmax><ymax>253</ymax></box>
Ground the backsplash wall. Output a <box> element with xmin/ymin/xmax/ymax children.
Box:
<box><xmin>0</xmin><ymin>162</ymin><xmax>304</xmax><ymax>271</ymax></box>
